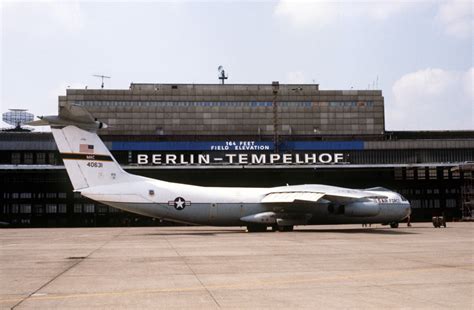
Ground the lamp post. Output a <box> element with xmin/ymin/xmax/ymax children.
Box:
<box><xmin>272</xmin><ymin>81</ymin><xmax>279</xmax><ymax>153</ymax></box>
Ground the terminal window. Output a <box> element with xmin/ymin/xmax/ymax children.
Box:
<box><xmin>34</xmin><ymin>205</ymin><xmax>44</xmax><ymax>214</ymax></box>
<box><xmin>109</xmin><ymin>207</ymin><xmax>121</xmax><ymax>213</ymax></box>
<box><xmin>58</xmin><ymin>204</ymin><xmax>67</xmax><ymax>213</ymax></box>
<box><xmin>84</xmin><ymin>204</ymin><xmax>95</xmax><ymax>213</ymax></box>
<box><xmin>10</xmin><ymin>204</ymin><xmax>19</xmax><ymax>213</ymax></box>
<box><xmin>74</xmin><ymin>204</ymin><xmax>82</xmax><ymax>213</ymax></box>
<box><xmin>24</xmin><ymin>153</ymin><xmax>33</xmax><ymax>164</ymax></box>
<box><xmin>48</xmin><ymin>153</ymin><xmax>56</xmax><ymax>165</ymax></box>
<box><xmin>98</xmin><ymin>205</ymin><xmax>108</xmax><ymax>213</ymax></box>
<box><xmin>446</xmin><ymin>199</ymin><xmax>456</xmax><ymax>208</ymax></box>
<box><xmin>20</xmin><ymin>204</ymin><xmax>31</xmax><ymax>214</ymax></box>
<box><xmin>36</xmin><ymin>153</ymin><xmax>46</xmax><ymax>164</ymax></box>
<box><xmin>11</xmin><ymin>153</ymin><xmax>20</xmax><ymax>164</ymax></box>
<box><xmin>417</xmin><ymin>168</ymin><xmax>426</xmax><ymax>180</ymax></box>
<box><xmin>46</xmin><ymin>204</ymin><xmax>57</xmax><ymax>213</ymax></box>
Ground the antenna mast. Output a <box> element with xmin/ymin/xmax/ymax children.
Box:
<box><xmin>93</xmin><ymin>74</ymin><xmax>111</xmax><ymax>89</ymax></box>
<box><xmin>217</xmin><ymin>66</ymin><xmax>228</xmax><ymax>85</ymax></box>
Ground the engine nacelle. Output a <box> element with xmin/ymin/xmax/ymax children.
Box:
<box><xmin>345</xmin><ymin>202</ymin><xmax>380</xmax><ymax>217</ymax></box>
<box><xmin>240</xmin><ymin>212</ymin><xmax>277</xmax><ymax>224</ymax></box>
<box><xmin>96</xmin><ymin>120</ymin><xmax>108</xmax><ymax>129</ymax></box>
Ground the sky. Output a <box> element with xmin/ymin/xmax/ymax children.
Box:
<box><xmin>1</xmin><ymin>0</ymin><xmax>473</xmax><ymax>131</ymax></box>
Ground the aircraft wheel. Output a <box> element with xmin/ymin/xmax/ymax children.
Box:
<box><xmin>390</xmin><ymin>222</ymin><xmax>399</xmax><ymax>228</ymax></box>
<box><xmin>246</xmin><ymin>225</ymin><xmax>267</xmax><ymax>233</ymax></box>
<box><xmin>277</xmin><ymin>225</ymin><xmax>294</xmax><ymax>232</ymax></box>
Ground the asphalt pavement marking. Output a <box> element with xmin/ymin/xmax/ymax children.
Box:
<box><xmin>1</xmin><ymin>264</ymin><xmax>471</xmax><ymax>305</ymax></box>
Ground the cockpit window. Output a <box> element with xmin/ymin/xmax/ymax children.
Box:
<box><xmin>399</xmin><ymin>194</ymin><xmax>408</xmax><ymax>202</ymax></box>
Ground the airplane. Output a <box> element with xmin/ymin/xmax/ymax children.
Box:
<box><xmin>29</xmin><ymin>104</ymin><xmax>411</xmax><ymax>232</ymax></box>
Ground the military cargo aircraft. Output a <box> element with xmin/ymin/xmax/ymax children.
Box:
<box><xmin>29</xmin><ymin>104</ymin><xmax>411</xmax><ymax>232</ymax></box>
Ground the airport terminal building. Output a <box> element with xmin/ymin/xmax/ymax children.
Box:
<box><xmin>1</xmin><ymin>83</ymin><xmax>473</xmax><ymax>227</ymax></box>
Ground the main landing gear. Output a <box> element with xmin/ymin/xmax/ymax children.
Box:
<box><xmin>246</xmin><ymin>225</ymin><xmax>294</xmax><ymax>233</ymax></box>
<box><xmin>390</xmin><ymin>222</ymin><xmax>399</xmax><ymax>228</ymax></box>
<box><xmin>273</xmin><ymin>225</ymin><xmax>294</xmax><ymax>232</ymax></box>
<box><xmin>246</xmin><ymin>225</ymin><xmax>268</xmax><ymax>233</ymax></box>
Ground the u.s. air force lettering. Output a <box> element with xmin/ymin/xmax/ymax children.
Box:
<box><xmin>137</xmin><ymin>153</ymin><xmax>345</xmax><ymax>166</ymax></box>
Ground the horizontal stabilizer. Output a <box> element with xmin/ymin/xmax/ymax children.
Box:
<box><xmin>26</xmin><ymin>119</ymin><xmax>51</xmax><ymax>126</ymax></box>
<box><xmin>26</xmin><ymin>103</ymin><xmax>107</xmax><ymax>132</ymax></box>
<box><xmin>60</xmin><ymin>103</ymin><xmax>96</xmax><ymax>124</ymax></box>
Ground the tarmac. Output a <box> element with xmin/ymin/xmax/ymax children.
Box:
<box><xmin>0</xmin><ymin>223</ymin><xmax>473</xmax><ymax>309</ymax></box>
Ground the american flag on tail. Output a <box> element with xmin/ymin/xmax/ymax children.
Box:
<box><xmin>79</xmin><ymin>144</ymin><xmax>94</xmax><ymax>153</ymax></box>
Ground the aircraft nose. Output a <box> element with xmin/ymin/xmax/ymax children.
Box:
<box><xmin>405</xmin><ymin>203</ymin><xmax>412</xmax><ymax>217</ymax></box>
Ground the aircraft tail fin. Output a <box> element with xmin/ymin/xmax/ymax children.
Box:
<box><xmin>51</xmin><ymin>125</ymin><xmax>139</xmax><ymax>190</ymax></box>
<box><xmin>28</xmin><ymin>103</ymin><xmax>140</xmax><ymax>191</ymax></box>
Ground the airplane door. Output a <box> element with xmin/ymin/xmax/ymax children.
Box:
<box><xmin>209</xmin><ymin>203</ymin><xmax>218</xmax><ymax>221</ymax></box>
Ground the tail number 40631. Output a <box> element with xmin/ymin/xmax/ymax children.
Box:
<box><xmin>86</xmin><ymin>162</ymin><xmax>103</xmax><ymax>168</ymax></box>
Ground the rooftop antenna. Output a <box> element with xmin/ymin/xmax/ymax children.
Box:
<box><xmin>217</xmin><ymin>66</ymin><xmax>228</xmax><ymax>85</ymax></box>
<box><xmin>93</xmin><ymin>74</ymin><xmax>111</xmax><ymax>89</ymax></box>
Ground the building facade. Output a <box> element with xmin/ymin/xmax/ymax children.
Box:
<box><xmin>1</xmin><ymin>83</ymin><xmax>473</xmax><ymax>227</ymax></box>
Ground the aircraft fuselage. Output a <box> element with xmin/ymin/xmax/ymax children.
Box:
<box><xmin>80</xmin><ymin>179</ymin><xmax>411</xmax><ymax>227</ymax></box>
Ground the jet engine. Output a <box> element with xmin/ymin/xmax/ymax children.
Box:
<box><xmin>240</xmin><ymin>212</ymin><xmax>276</xmax><ymax>224</ymax></box>
<box><xmin>344</xmin><ymin>202</ymin><xmax>380</xmax><ymax>217</ymax></box>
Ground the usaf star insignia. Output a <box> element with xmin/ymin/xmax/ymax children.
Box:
<box><xmin>168</xmin><ymin>197</ymin><xmax>191</xmax><ymax>211</ymax></box>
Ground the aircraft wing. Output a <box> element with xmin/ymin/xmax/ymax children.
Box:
<box><xmin>261</xmin><ymin>190</ymin><xmax>386</xmax><ymax>204</ymax></box>
<box><xmin>261</xmin><ymin>192</ymin><xmax>325</xmax><ymax>203</ymax></box>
